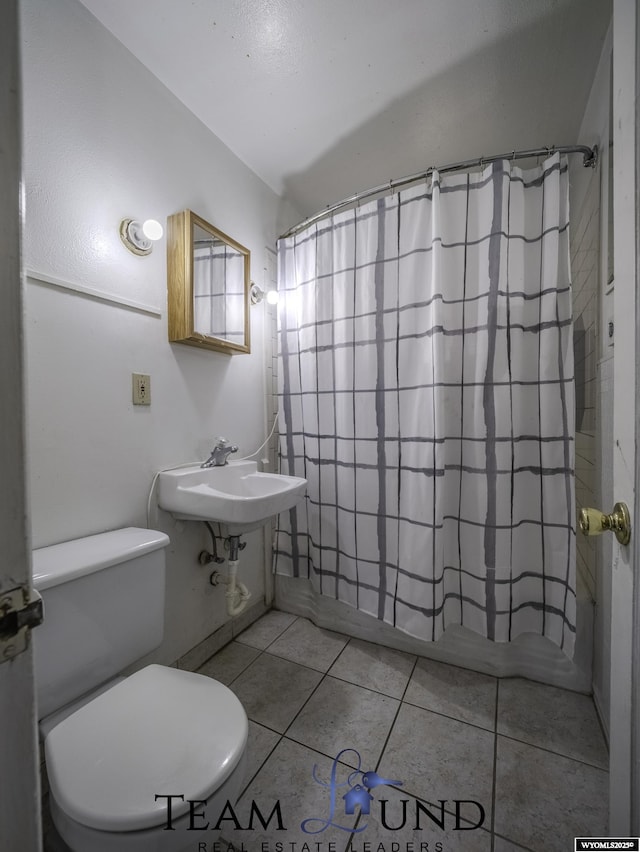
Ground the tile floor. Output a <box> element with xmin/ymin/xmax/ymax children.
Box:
<box><xmin>41</xmin><ymin>609</ymin><xmax>609</xmax><ymax>852</ymax></box>
<box><xmin>201</xmin><ymin>610</ymin><xmax>609</xmax><ymax>852</ymax></box>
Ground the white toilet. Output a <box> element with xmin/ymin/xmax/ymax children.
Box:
<box><xmin>32</xmin><ymin>527</ymin><xmax>248</xmax><ymax>852</ymax></box>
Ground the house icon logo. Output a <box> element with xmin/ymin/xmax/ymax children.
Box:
<box><xmin>343</xmin><ymin>784</ymin><xmax>374</xmax><ymax>815</ymax></box>
<box><xmin>301</xmin><ymin>748</ymin><xmax>402</xmax><ymax>834</ymax></box>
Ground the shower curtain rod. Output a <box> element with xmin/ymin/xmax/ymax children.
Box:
<box><xmin>279</xmin><ymin>143</ymin><xmax>598</xmax><ymax>240</ymax></box>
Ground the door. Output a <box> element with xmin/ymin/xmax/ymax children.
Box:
<box><xmin>0</xmin><ymin>2</ymin><xmax>42</xmax><ymax>849</ymax></box>
<box><xmin>608</xmin><ymin>0</ymin><xmax>638</xmax><ymax>833</ymax></box>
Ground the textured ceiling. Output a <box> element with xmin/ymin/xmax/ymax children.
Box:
<box><xmin>77</xmin><ymin>0</ymin><xmax>611</xmax><ymax>220</ymax></box>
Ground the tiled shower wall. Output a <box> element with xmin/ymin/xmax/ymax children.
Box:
<box><xmin>263</xmin><ymin>245</ymin><xmax>280</xmax><ymax>594</ymax></box>
<box><xmin>263</xmin><ymin>246</ymin><xmax>279</xmax><ymax>473</ymax></box>
<box><xmin>571</xmin><ymin>167</ymin><xmax>601</xmax><ymax>601</ymax></box>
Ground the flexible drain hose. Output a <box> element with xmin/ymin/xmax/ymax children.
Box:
<box><xmin>224</xmin><ymin>560</ymin><xmax>251</xmax><ymax>617</ymax></box>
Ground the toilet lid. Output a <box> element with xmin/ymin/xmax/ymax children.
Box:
<box><xmin>44</xmin><ymin>664</ymin><xmax>248</xmax><ymax>832</ymax></box>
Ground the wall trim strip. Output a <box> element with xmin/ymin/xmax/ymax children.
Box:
<box><xmin>26</xmin><ymin>269</ymin><xmax>163</xmax><ymax>317</ymax></box>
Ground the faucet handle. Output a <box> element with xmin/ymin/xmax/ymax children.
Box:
<box><xmin>213</xmin><ymin>437</ymin><xmax>238</xmax><ymax>455</ymax></box>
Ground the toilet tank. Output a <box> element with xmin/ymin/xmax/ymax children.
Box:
<box><xmin>32</xmin><ymin>527</ymin><xmax>169</xmax><ymax>720</ymax></box>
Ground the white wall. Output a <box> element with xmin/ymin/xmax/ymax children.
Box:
<box><xmin>0</xmin><ymin>3</ymin><xmax>43</xmax><ymax>849</ymax></box>
<box><xmin>21</xmin><ymin>0</ymin><xmax>298</xmax><ymax>665</ymax></box>
<box><xmin>569</xmin><ymin>21</ymin><xmax>613</xmax><ymax>735</ymax></box>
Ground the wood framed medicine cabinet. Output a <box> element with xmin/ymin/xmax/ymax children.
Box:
<box><xmin>167</xmin><ymin>209</ymin><xmax>251</xmax><ymax>354</ymax></box>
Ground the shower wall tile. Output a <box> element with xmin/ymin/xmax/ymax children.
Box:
<box><xmin>264</xmin><ymin>245</ymin><xmax>279</xmax><ymax>474</ymax></box>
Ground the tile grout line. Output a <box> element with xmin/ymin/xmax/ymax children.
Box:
<box><xmin>278</xmin><ymin>635</ymin><xmax>354</xmax><ymax>738</ymax></box>
<box><xmin>244</xmin><ymin>636</ymin><xmax>357</xmax><ymax>838</ymax></box>
<box><xmin>243</xmin><ymin>618</ymin><xmax>353</xmax><ymax>677</ymax></box>
<box><xmin>492</xmin><ymin>829</ymin><xmax>536</xmax><ymax>852</ymax></box>
<box><xmin>231</xmin><ymin>613</ymin><xmax>321</xmax><ymax>678</ymax></box>
<box><xmin>213</xmin><ymin>615</ymin><xmax>607</xmax><ymax>850</ymax></box>
<box><xmin>197</xmin><ymin>611</ymin><xmax>299</xmax><ymax>678</ymax></box>
<box><xmin>236</xmin><ymin>728</ymin><xmax>283</xmax><ymax>803</ymax></box>
<box><xmin>495</xmin><ymin>730</ymin><xmax>609</xmax><ymax>773</ymax></box>
<box><xmin>236</xmin><ymin>611</ymin><xmax>300</xmax><ymax>654</ymax></box>
<box><xmin>277</xmin><ymin>727</ymin><xmax>496</xmax><ymax>840</ymax></box>
<box><xmin>231</xmin><ymin>623</ymin><xmax>409</xmax><ymax>843</ymax></box>
<box><xmin>258</xmin><ymin>627</ymin><xmax>502</xmax><ymax>734</ymax></box>
<box><xmin>226</xmin><ymin>615</ymin><xmax>309</xmax><ymax>802</ymax></box>
<box><xmin>399</xmin><ymin>694</ymin><xmax>497</xmax><ymax>735</ymax></box>
<box><xmin>372</xmin><ymin>653</ymin><xmax>420</xmax><ymax>776</ymax></box>
<box><xmin>220</xmin><ymin>622</ymin><xmax>294</xmax><ymax>801</ymax></box>
<box><xmin>237</xmin><ymin>718</ymin><xmax>497</xmax><ymax>849</ymax></box>
<box><xmin>230</xmin><ymin>622</ymin><xmax>501</xmax><ymax>804</ymax></box>
<box><xmin>237</xmin><ymin>633</ymin><xmax>609</xmax><ymax>775</ymax></box>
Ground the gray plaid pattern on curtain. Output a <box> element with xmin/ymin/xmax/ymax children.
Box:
<box><xmin>275</xmin><ymin>153</ymin><xmax>576</xmax><ymax>656</ymax></box>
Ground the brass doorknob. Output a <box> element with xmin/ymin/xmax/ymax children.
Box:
<box><xmin>579</xmin><ymin>502</ymin><xmax>631</xmax><ymax>545</ymax></box>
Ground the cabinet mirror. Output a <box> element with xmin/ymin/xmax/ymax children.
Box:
<box><xmin>167</xmin><ymin>209</ymin><xmax>250</xmax><ymax>354</ymax></box>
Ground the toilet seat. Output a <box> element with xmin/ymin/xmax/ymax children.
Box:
<box><xmin>45</xmin><ymin>664</ymin><xmax>248</xmax><ymax>833</ymax></box>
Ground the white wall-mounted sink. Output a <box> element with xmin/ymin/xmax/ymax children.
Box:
<box><xmin>157</xmin><ymin>460</ymin><xmax>307</xmax><ymax>535</ymax></box>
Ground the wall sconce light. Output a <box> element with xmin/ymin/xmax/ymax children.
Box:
<box><xmin>119</xmin><ymin>218</ymin><xmax>164</xmax><ymax>256</ymax></box>
<box><xmin>250</xmin><ymin>283</ymin><xmax>279</xmax><ymax>305</ymax></box>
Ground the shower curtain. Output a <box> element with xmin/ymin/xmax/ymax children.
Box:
<box><xmin>275</xmin><ymin>153</ymin><xmax>576</xmax><ymax>656</ymax></box>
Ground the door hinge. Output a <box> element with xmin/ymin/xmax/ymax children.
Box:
<box><xmin>0</xmin><ymin>587</ymin><xmax>44</xmax><ymax>664</ymax></box>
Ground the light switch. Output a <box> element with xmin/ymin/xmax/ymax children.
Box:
<box><xmin>132</xmin><ymin>373</ymin><xmax>151</xmax><ymax>405</ymax></box>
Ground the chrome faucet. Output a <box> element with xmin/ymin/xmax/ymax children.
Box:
<box><xmin>201</xmin><ymin>437</ymin><xmax>238</xmax><ymax>468</ymax></box>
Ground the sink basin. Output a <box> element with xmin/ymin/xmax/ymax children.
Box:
<box><xmin>157</xmin><ymin>460</ymin><xmax>307</xmax><ymax>535</ymax></box>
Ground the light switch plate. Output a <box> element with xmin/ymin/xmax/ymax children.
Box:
<box><xmin>132</xmin><ymin>373</ymin><xmax>151</xmax><ymax>405</ymax></box>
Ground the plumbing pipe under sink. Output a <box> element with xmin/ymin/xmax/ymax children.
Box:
<box><xmin>208</xmin><ymin>535</ymin><xmax>251</xmax><ymax>616</ymax></box>
<box><xmin>213</xmin><ymin>560</ymin><xmax>251</xmax><ymax>616</ymax></box>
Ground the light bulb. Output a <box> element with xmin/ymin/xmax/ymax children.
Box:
<box><xmin>266</xmin><ymin>289</ymin><xmax>279</xmax><ymax>305</ymax></box>
<box><xmin>142</xmin><ymin>219</ymin><xmax>163</xmax><ymax>241</ymax></box>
